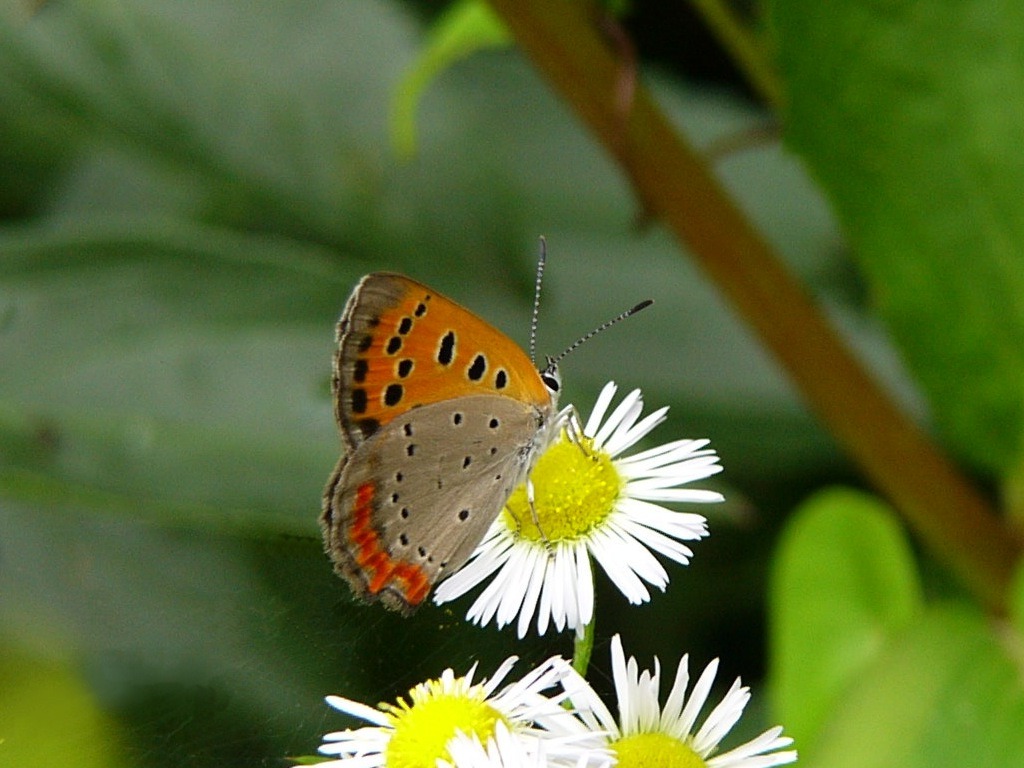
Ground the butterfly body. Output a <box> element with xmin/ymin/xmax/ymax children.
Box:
<box><xmin>321</xmin><ymin>273</ymin><xmax>560</xmax><ymax>613</ymax></box>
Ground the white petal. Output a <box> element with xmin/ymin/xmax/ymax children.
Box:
<box><xmin>482</xmin><ymin>656</ymin><xmax>521</xmax><ymax>697</ymax></box>
<box><xmin>617</xmin><ymin>438</ymin><xmax>710</xmax><ymax>465</ymax></box>
<box><xmin>610</xmin><ymin>635</ymin><xmax>635</xmax><ymax>732</ymax></box>
<box><xmin>575</xmin><ymin>543</ymin><xmax>595</xmax><ymax>627</ymax></box>
<box><xmin>603</xmin><ymin>405</ymin><xmax>667</xmax><ymax>456</ymax></box>
<box><xmin>617</xmin><ymin>450</ymin><xmax>719</xmax><ymax>477</ymax></box>
<box><xmin>548</xmin><ymin>544</ymin><xmax>571</xmax><ymax>632</ymax></box>
<box><xmin>603</xmin><ymin>520</ymin><xmax>670</xmax><ymax>587</ymax></box>
<box><xmin>591</xmin><ymin>389</ymin><xmax>642</xmax><ymax>448</ymax></box>
<box><xmin>678</xmin><ymin>658</ymin><xmax>719</xmax><ymax>738</ymax></box>
<box><xmin>615</xmin><ymin>515</ymin><xmax>696</xmax><ymax>564</ymax></box>
<box><xmin>515</xmin><ymin>549</ymin><xmax>548</xmax><ymax>639</ymax></box>
<box><xmin>467</xmin><ymin>554</ymin><xmax>521</xmax><ymax>625</ymax></box>
<box><xmin>319</xmin><ymin>725</ymin><xmax>390</xmax><ymax>748</ymax></box>
<box><xmin>324</xmin><ymin>695</ymin><xmax>391</xmax><ymax>726</ymax></box>
<box><xmin>536</xmin><ymin>562</ymin><xmax>556</xmax><ymax>636</ymax></box>
<box><xmin>693</xmin><ymin>679</ymin><xmax>749</xmax><ymax>754</ymax></box>
<box><xmin>711</xmin><ymin>752</ymin><xmax>799</xmax><ymax>768</ymax></box>
<box><xmin>615</xmin><ymin>497</ymin><xmax>708</xmax><ymax>539</ymax></box>
<box><xmin>627</xmin><ymin>462</ymin><xmax>724</xmax><ymax>487</ymax></box>
<box><xmin>627</xmin><ymin>487</ymin><xmax>725</xmax><ymax>503</ymax></box>
<box><xmin>561</xmin><ymin>664</ymin><xmax>619</xmax><ymax>737</ymax></box>
<box><xmin>496</xmin><ymin>554</ymin><xmax>535</xmax><ymax>629</ymax></box>
<box><xmin>708</xmin><ymin>726</ymin><xmax>796</xmax><ymax>768</ymax></box>
<box><xmin>584</xmin><ymin>382</ymin><xmax>618</xmax><ymax>436</ymax></box>
<box><xmin>495</xmin><ymin>546</ymin><xmax>544</xmax><ymax>627</ymax></box>
<box><xmin>635</xmin><ymin>661</ymin><xmax>662</xmax><ymax>732</ymax></box>
<box><xmin>660</xmin><ymin>653</ymin><xmax>691</xmax><ymax>736</ymax></box>
<box><xmin>589</xmin><ymin>530</ymin><xmax>651</xmax><ymax>603</ymax></box>
<box><xmin>492</xmin><ymin>656</ymin><xmax>556</xmax><ymax>707</ymax></box>
<box><xmin>560</xmin><ymin>545</ymin><xmax>581</xmax><ymax>631</ymax></box>
<box><xmin>435</xmin><ymin>534</ymin><xmax>514</xmax><ymax>603</ymax></box>
<box><xmin>318</xmin><ymin>755</ymin><xmax>383</xmax><ymax>768</ymax></box>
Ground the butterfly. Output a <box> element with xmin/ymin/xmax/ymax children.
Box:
<box><xmin>320</xmin><ymin>271</ymin><xmax>564</xmax><ymax>614</ymax></box>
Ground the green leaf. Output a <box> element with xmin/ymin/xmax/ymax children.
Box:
<box><xmin>806</xmin><ymin>606</ymin><xmax>1024</xmax><ymax>768</ymax></box>
<box><xmin>770</xmin><ymin>487</ymin><xmax>922</xmax><ymax>748</ymax></box>
<box><xmin>771</xmin><ymin>0</ymin><xmax>1024</xmax><ymax>473</ymax></box>
<box><xmin>0</xmin><ymin>0</ymin><xmax>420</xmax><ymax>251</ymax></box>
<box><xmin>0</xmin><ymin>220</ymin><xmax>355</xmax><ymax>528</ymax></box>
<box><xmin>1011</xmin><ymin>557</ymin><xmax>1024</xmax><ymax>637</ymax></box>
<box><xmin>391</xmin><ymin>0</ymin><xmax>510</xmax><ymax>157</ymax></box>
<box><xmin>0</xmin><ymin>649</ymin><xmax>128</xmax><ymax>767</ymax></box>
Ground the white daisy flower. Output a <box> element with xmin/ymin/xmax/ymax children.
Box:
<box><xmin>562</xmin><ymin>635</ymin><xmax>797</xmax><ymax>768</ymax></box>
<box><xmin>317</xmin><ymin>655</ymin><xmax>608</xmax><ymax>768</ymax></box>
<box><xmin>434</xmin><ymin>382</ymin><xmax>722</xmax><ymax>637</ymax></box>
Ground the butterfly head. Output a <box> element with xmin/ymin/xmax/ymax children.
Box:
<box><xmin>540</xmin><ymin>356</ymin><xmax>562</xmax><ymax>404</ymax></box>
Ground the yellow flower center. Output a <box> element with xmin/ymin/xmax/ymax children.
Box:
<box><xmin>503</xmin><ymin>436</ymin><xmax>622</xmax><ymax>542</ymax></box>
<box><xmin>383</xmin><ymin>679</ymin><xmax>506</xmax><ymax>768</ymax></box>
<box><xmin>613</xmin><ymin>732</ymin><xmax>707</xmax><ymax>768</ymax></box>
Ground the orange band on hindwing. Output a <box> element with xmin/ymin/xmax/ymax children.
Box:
<box><xmin>348</xmin><ymin>481</ymin><xmax>430</xmax><ymax>606</ymax></box>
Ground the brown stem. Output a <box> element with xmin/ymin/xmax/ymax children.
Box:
<box><xmin>487</xmin><ymin>0</ymin><xmax>1022</xmax><ymax>611</ymax></box>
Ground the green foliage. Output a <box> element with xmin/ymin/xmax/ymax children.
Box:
<box><xmin>772</xmin><ymin>0</ymin><xmax>1024</xmax><ymax>474</ymax></box>
<box><xmin>392</xmin><ymin>0</ymin><xmax>511</xmax><ymax>157</ymax></box>
<box><xmin>1012</xmin><ymin>559</ymin><xmax>1024</xmax><ymax>646</ymax></box>
<box><xmin>771</xmin><ymin>488</ymin><xmax>922</xmax><ymax>746</ymax></box>
<box><xmin>772</xmin><ymin>490</ymin><xmax>1024</xmax><ymax>766</ymax></box>
<box><xmin>0</xmin><ymin>652</ymin><xmax>128</xmax><ymax>766</ymax></box>
<box><xmin>809</xmin><ymin>605</ymin><xmax>1024</xmax><ymax>768</ymax></box>
<box><xmin>0</xmin><ymin>223</ymin><xmax>350</xmax><ymax>527</ymax></box>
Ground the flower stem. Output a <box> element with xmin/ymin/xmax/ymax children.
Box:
<box><xmin>572</xmin><ymin>617</ymin><xmax>595</xmax><ymax>676</ymax></box>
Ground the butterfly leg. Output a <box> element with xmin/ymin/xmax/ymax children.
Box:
<box><xmin>525</xmin><ymin>476</ymin><xmax>554</xmax><ymax>550</ymax></box>
<box><xmin>563</xmin><ymin>405</ymin><xmax>594</xmax><ymax>458</ymax></box>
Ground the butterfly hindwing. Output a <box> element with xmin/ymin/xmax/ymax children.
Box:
<box><xmin>321</xmin><ymin>395</ymin><xmax>542</xmax><ymax>614</ymax></box>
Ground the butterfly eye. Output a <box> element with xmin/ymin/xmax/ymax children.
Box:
<box><xmin>540</xmin><ymin>361</ymin><xmax>561</xmax><ymax>394</ymax></box>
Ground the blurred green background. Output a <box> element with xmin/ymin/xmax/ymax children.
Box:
<box><xmin>3</xmin><ymin>1</ymin><xmax>1020</xmax><ymax>767</ymax></box>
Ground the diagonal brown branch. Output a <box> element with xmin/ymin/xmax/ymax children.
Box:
<box><xmin>487</xmin><ymin>0</ymin><xmax>1021</xmax><ymax>612</ymax></box>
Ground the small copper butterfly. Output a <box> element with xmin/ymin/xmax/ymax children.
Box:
<box><xmin>320</xmin><ymin>269</ymin><xmax>563</xmax><ymax>613</ymax></box>
<box><xmin>320</xmin><ymin>247</ymin><xmax>650</xmax><ymax>614</ymax></box>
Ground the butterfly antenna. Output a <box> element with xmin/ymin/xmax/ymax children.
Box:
<box><xmin>529</xmin><ymin>236</ymin><xmax>547</xmax><ymax>364</ymax></box>
<box><xmin>550</xmin><ymin>299</ymin><xmax>654</xmax><ymax>366</ymax></box>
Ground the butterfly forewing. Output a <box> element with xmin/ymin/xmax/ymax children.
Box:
<box><xmin>321</xmin><ymin>395</ymin><xmax>543</xmax><ymax>614</ymax></box>
<box><xmin>334</xmin><ymin>273</ymin><xmax>551</xmax><ymax>452</ymax></box>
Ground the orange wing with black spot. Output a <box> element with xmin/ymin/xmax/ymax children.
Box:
<box><xmin>332</xmin><ymin>273</ymin><xmax>552</xmax><ymax>453</ymax></box>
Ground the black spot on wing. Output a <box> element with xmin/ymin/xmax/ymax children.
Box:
<box><xmin>467</xmin><ymin>354</ymin><xmax>486</xmax><ymax>381</ymax></box>
<box><xmin>384</xmin><ymin>383</ymin><xmax>403</xmax><ymax>407</ymax></box>
<box><xmin>357</xmin><ymin>418</ymin><xmax>379</xmax><ymax>439</ymax></box>
<box><xmin>437</xmin><ymin>331</ymin><xmax>456</xmax><ymax>365</ymax></box>
<box><xmin>353</xmin><ymin>359</ymin><xmax>369</xmax><ymax>383</ymax></box>
<box><xmin>351</xmin><ymin>388</ymin><xmax>368</xmax><ymax>414</ymax></box>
